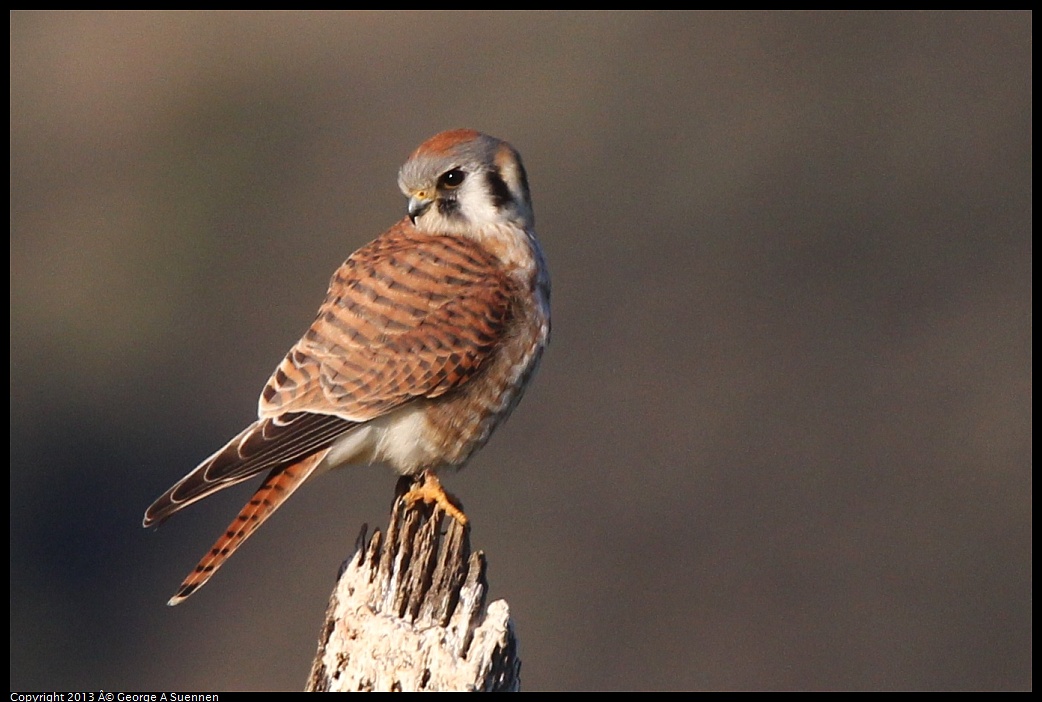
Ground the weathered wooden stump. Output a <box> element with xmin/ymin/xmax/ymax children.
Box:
<box><xmin>306</xmin><ymin>477</ymin><xmax>521</xmax><ymax>691</ymax></box>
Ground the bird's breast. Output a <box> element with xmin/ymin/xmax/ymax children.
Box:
<box><xmin>419</xmin><ymin>297</ymin><xmax>548</xmax><ymax>470</ymax></box>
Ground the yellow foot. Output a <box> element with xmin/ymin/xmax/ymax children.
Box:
<box><xmin>403</xmin><ymin>471</ymin><xmax>468</xmax><ymax>526</ymax></box>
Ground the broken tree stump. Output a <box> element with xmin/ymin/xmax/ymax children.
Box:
<box><xmin>306</xmin><ymin>477</ymin><xmax>521</xmax><ymax>691</ymax></box>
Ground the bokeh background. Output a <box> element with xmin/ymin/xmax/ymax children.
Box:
<box><xmin>10</xmin><ymin>11</ymin><xmax>1031</xmax><ymax>691</ymax></box>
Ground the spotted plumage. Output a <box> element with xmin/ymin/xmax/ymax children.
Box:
<box><xmin>144</xmin><ymin>130</ymin><xmax>550</xmax><ymax>605</ymax></box>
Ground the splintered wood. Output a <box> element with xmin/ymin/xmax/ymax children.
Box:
<box><xmin>306</xmin><ymin>478</ymin><xmax>521</xmax><ymax>692</ymax></box>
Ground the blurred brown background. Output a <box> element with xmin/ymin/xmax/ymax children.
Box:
<box><xmin>10</xmin><ymin>11</ymin><xmax>1031</xmax><ymax>691</ymax></box>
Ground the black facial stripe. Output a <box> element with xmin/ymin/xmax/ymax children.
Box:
<box><xmin>486</xmin><ymin>167</ymin><xmax>514</xmax><ymax>211</ymax></box>
<box><xmin>437</xmin><ymin>197</ymin><xmax>461</xmax><ymax>219</ymax></box>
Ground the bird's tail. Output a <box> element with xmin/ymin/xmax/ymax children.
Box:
<box><xmin>166</xmin><ymin>449</ymin><xmax>328</xmax><ymax>606</ymax></box>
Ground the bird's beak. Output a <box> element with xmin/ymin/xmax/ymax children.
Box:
<box><xmin>408</xmin><ymin>194</ymin><xmax>433</xmax><ymax>223</ymax></box>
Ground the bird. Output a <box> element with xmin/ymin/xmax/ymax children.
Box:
<box><xmin>143</xmin><ymin>129</ymin><xmax>550</xmax><ymax>606</ymax></box>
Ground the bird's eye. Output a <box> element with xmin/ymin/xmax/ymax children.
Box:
<box><xmin>439</xmin><ymin>169</ymin><xmax>466</xmax><ymax>189</ymax></box>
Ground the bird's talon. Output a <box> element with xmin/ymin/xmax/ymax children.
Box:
<box><xmin>403</xmin><ymin>472</ymin><xmax>468</xmax><ymax>526</ymax></box>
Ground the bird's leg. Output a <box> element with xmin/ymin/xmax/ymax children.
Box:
<box><xmin>403</xmin><ymin>470</ymin><xmax>468</xmax><ymax>526</ymax></box>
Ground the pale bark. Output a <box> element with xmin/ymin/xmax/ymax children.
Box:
<box><xmin>306</xmin><ymin>478</ymin><xmax>521</xmax><ymax>691</ymax></box>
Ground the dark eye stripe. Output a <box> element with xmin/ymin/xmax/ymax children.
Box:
<box><xmin>437</xmin><ymin>198</ymin><xmax>461</xmax><ymax>219</ymax></box>
<box><xmin>486</xmin><ymin>167</ymin><xmax>514</xmax><ymax>211</ymax></box>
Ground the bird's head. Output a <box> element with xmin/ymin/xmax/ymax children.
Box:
<box><xmin>397</xmin><ymin>129</ymin><xmax>534</xmax><ymax>235</ymax></box>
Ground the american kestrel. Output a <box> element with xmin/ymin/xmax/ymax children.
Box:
<box><xmin>143</xmin><ymin>130</ymin><xmax>550</xmax><ymax>606</ymax></box>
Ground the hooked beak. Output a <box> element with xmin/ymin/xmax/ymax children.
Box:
<box><xmin>408</xmin><ymin>195</ymin><xmax>433</xmax><ymax>223</ymax></box>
